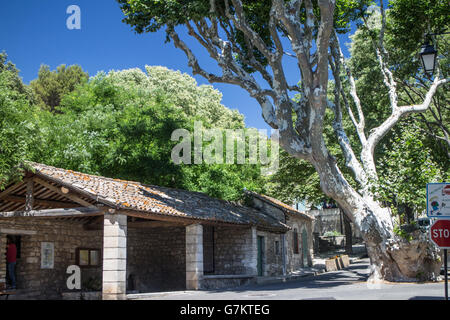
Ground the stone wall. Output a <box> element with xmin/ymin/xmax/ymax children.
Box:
<box><xmin>256</xmin><ymin>230</ymin><xmax>284</xmax><ymax>276</ymax></box>
<box><xmin>309</xmin><ymin>208</ymin><xmax>361</xmax><ymax>239</ymax></box>
<box><xmin>127</xmin><ymin>226</ymin><xmax>186</xmax><ymax>292</ymax></box>
<box><xmin>285</xmin><ymin>215</ymin><xmax>314</xmax><ymax>273</ymax></box>
<box><xmin>0</xmin><ymin>233</ymin><xmax>6</xmax><ymax>290</ymax></box>
<box><xmin>213</xmin><ymin>226</ymin><xmax>256</xmax><ymax>275</ymax></box>
<box><xmin>0</xmin><ymin>218</ymin><xmax>102</xmax><ymax>299</ymax></box>
<box><xmin>0</xmin><ymin>218</ymin><xmax>189</xmax><ymax>298</ymax></box>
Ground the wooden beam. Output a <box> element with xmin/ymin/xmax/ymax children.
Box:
<box><xmin>128</xmin><ymin>220</ymin><xmax>190</xmax><ymax>229</ymax></box>
<box><xmin>2</xmin><ymin>195</ymin><xmax>78</xmax><ymax>209</ymax></box>
<box><xmin>83</xmin><ymin>216</ymin><xmax>104</xmax><ymax>230</ymax></box>
<box><xmin>0</xmin><ymin>178</ymin><xmax>30</xmax><ymax>200</ymax></box>
<box><xmin>122</xmin><ymin>209</ymin><xmax>249</xmax><ymax>229</ymax></box>
<box><xmin>122</xmin><ymin>209</ymin><xmax>197</xmax><ymax>224</ymax></box>
<box><xmin>0</xmin><ymin>207</ymin><xmax>103</xmax><ymax>218</ymax></box>
<box><xmin>33</xmin><ymin>177</ymin><xmax>93</xmax><ymax>207</ymax></box>
<box><xmin>0</xmin><ymin>228</ymin><xmax>37</xmax><ymax>235</ymax></box>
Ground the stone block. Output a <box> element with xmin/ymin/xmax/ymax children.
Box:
<box><xmin>102</xmin><ymin>292</ymin><xmax>126</xmax><ymax>300</ymax></box>
<box><xmin>103</xmin><ymin>247</ymin><xmax>127</xmax><ymax>260</ymax></box>
<box><xmin>103</xmin><ymin>225</ymin><xmax>127</xmax><ymax>237</ymax></box>
<box><xmin>186</xmin><ymin>271</ymin><xmax>202</xmax><ymax>281</ymax></box>
<box><xmin>340</xmin><ymin>255</ymin><xmax>350</xmax><ymax>267</ymax></box>
<box><xmin>325</xmin><ymin>258</ymin><xmax>338</xmax><ymax>272</ymax></box>
<box><xmin>104</xmin><ymin>214</ymin><xmax>127</xmax><ymax>227</ymax></box>
<box><xmin>103</xmin><ymin>236</ymin><xmax>127</xmax><ymax>248</ymax></box>
<box><xmin>103</xmin><ymin>258</ymin><xmax>126</xmax><ymax>271</ymax></box>
<box><xmin>186</xmin><ymin>279</ymin><xmax>200</xmax><ymax>290</ymax></box>
<box><xmin>186</xmin><ymin>264</ymin><xmax>204</xmax><ymax>273</ymax></box>
<box><xmin>103</xmin><ymin>270</ymin><xmax>126</xmax><ymax>283</ymax></box>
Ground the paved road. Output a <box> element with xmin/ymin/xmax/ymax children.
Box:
<box><xmin>129</xmin><ymin>259</ymin><xmax>448</xmax><ymax>300</ymax></box>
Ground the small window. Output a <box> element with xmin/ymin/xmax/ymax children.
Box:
<box><xmin>76</xmin><ymin>248</ymin><xmax>101</xmax><ymax>267</ymax></box>
<box><xmin>293</xmin><ymin>228</ymin><xmax>299</xmax><ymax>254</ymax></box>
<box><xmin>275</xmin><ymin>241</ymin><xmax>280</xmax><ymax>255</ymax></box>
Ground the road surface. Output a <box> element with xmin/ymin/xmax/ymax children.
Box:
<box><xmin>128</xmin><ymin>258</ymin><xmax>447</xmax><ymax>300</ymax></box>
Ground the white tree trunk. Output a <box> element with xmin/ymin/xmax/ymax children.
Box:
<box><xmin>303</xmin><ymin>148</ymin><xmax>442</xmax><ymax>282</ymax></box>
<box><xmin>167</xmin><ymin>0</ymin><xmax>446</xmax><ymax>282</ymax></box>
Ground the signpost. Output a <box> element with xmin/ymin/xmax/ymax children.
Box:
<box><xmin>429</xmin><ymin>218</ymin><xmax>450</xmax><ymax>300</ymax></box>
<box><xmin>427</xmin><ymin>182</ymin><xmax>450</xmax><ymax>300</ymax></box>
<box><xmin>426</xmin><ymin>183</ymin><xmax>450</xmax><ymax>218</ymax></box>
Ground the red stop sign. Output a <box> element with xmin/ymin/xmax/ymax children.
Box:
<box><xmin>430</xmin><ymin>219</ymin><xmax>450</xmax><ymax>249</ymax></box>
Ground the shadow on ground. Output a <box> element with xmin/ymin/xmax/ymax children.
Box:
<box><xmin>205</xmin><ymin>261</ymin><xmax>370</xmax><ymax>294</ymax></box>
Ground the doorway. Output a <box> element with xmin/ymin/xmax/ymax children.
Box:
<box><xmin>5</xmin><ymin>235</ymin><xmax>21</xmax><ymax>288</ymax></box>
<box><xmin>257</xmin><ymin>236</ymin><xmax>265</xmax><ymax>276</ymax></box>
<box><xmin>301</xmin><ymin>229</ymin><xmax>308</xmax><ymax>267</ymax></box>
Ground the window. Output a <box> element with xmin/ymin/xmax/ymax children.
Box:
<box><xmin>275</xmin><ymin>241</ymin><xmax>280</xmax><ymax>255</ymax></box>
<box><xmin>76</xmin><ymin>248</ymin><xmax>101</xmax><ymax>267</ymax></box>
<box><xmin>293</xmin><ymin>228</ymin><xmax>299</xmax><ymax>254</ymax></box>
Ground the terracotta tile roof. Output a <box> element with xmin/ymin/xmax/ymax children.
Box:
<box><xmin>30</xmin><ymin>163</ymin><xmax>290</xmax><ymax>232</ymax></box>
<box><xmin>245</xmin><ymin>191</ymin><xmax>314</xmax><ymax>221</ymax></box>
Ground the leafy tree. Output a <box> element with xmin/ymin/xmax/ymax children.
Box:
<box><xmin>31</xmin><ymin>68</ymin><xmax>266</xmax><ymax>200</ymax></box>
<box><xmin>117</xmin><ymin>0</ymin><xmax>448</xmax><ymax>281</ymax></box>
<box><xmin>0</xmin><ymin>53</ymin><xmax>38</xmax><ymax>188</ymax></box>
<box><xmin>374</xmin><ymin>126</ymin><xmax>447</xmax><ymax>223</ymax></box>
<box><xmin>29</xmin><ymin>64</ymin><xmax>89</xmax><ymax>112</ymax></box>
<box><xmin>266</xmin><ymin>150</ymin><xmax>322</xmax><ymax>207</ymax></box>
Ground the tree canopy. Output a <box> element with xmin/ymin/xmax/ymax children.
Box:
<box><xmin>0</xmin><ymin>58</ymin><xmax>267</xmax><ymax>200</ymax></box>
<box><xmin>30</xmin><ymin>64</ymin><xmax>89</xmax><ymax>112</ymax></box>
<box><xmin>117</xmin><ymin>0</ymin><xmax>449</xmax><ymax>281</ymax></box>
<box><xmin>0</xmin><ymin>53</ymin><xmax>38</xmax><ymax>186</ymax></box>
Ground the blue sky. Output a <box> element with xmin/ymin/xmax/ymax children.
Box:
<box><xmin>1</xmin><ymin>0</ymin><xmax>356</xmax><ymax>130</ymax></box>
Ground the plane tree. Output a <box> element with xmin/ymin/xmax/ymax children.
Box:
<box><xmin>118</xmin><ymin>0</ymin><xmax>449</xmax><ymax>281</ymax></box>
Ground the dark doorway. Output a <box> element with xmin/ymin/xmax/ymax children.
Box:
<box><xmin>257</xmin><ymin>236</ymin><xmax>265</xmax><ymax>276</ymax></box>
<box><xmin>5</xmin><ymin>235</ymin><xmax>21</xmax><ymax>288</ymax></box>
<box><xmin>203</xmin><ymin>226</ymin><xmax>215</xmax><ymax>274</ymax></box>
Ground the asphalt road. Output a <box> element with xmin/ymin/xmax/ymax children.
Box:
<box><xmin>129</xmin><ymin>259</ymin><xmax>448</xmax><ymax>300</ymax></box>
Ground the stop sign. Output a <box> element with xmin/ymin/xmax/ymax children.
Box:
<box><xmin>430</xmin><ymin>219</ymin><xmax>450</xmax><ymax>249</ymax></box>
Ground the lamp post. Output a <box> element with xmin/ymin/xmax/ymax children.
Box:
<box><xmin>419</xmin><ymin>32</ymin><xmax>449</xmax><ymax>76</ymax></box>
<box><xmin>419</xmin><ymin>41</ymin><xmax>437</xmax><ymax>75</ymax></box>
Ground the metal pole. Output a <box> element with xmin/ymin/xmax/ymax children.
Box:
<box><xmin>445</xmin><ymin>249</ymin><xmax>448</xmax><ymax>301</ymax></box>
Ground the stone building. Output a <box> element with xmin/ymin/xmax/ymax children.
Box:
<box><xmin>0</xmin><ymin>163</ymin><xmax>313</xmax><ymax>299</ymax></box>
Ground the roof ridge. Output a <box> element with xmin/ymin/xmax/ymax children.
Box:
<box><xmin>245</xmin><ymin>190</ymin><xmax>314</xmax><ymax>220</ymax></box>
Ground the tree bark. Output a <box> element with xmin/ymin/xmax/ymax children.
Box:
<box><xmin>343</xmin><ymin>211</ymin><xmax>353</xmax><ymax>255</ymax></box>
<box><xmin>165</xmin><ymin>0</ymin><xmax>446</xmax><ymax>282</ymax></box>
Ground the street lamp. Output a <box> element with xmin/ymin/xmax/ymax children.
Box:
<box><xmin>419</xmin><ymin>32</ymin><xmax>449</xmax><ymax>76</ymax></box>
<box><xmin>419</xmin><ymin>41</ymin><xmax>437</xmax><ymax>75</ymax></box>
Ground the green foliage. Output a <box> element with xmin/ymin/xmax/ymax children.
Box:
<box><xmin>0</xmin><ymin>53</ymin><xmax>38</xmax><ymax>188</ymax></box>
<box><xmin>266</xmin><ymin>149</ymin><xmax>323</xmax><ymax>206</ymax></box>
<box><xmin>267</xmin><ymin>3</ymin><xmax>449</xmax><ymax>214</ymax></box>
<box><xmin>387</xmin><ymin>0</ymin><xmax>450</xmax><ymax>58</ymax></box>
<box><xmin>118</xmin><ymin>0</ymin><xmax>373</xmax><ymax>70</ymax></box>
<box><xmin>346</xmin><ymin>5</ymin><xmax>449</xmax><ymax>220</ymax></box>
<box><xmin>29</xmin><ymin>64</ymin><xmax>89</xmax><ymax>111</ymax></box>
<box><xmin>393</xmin><ymin>225</ymin><xmax>413</xmax><ymax>242</ymax></box>
<box><xmin>28</xmin><ymin>67</ymin><xmax>265</xmax><ymax>201</ymax></box>
<box><xmin>372</xmin><ymin>126</ymin><xmax>446</xmax><ymax>218</ymax></box>
<box><xmin>0</xmin><ymin>52</ymin><xmax>267</xmax><ymax>200</ymax></box>
<box><xmin>323</xmin><ymin>230</ymin><xmax>343</xmax><ymax>237</ymax></box>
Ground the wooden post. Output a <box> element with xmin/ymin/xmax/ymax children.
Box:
<box><xmin>25</xmin><ymin>180</ymin><xmax>34</xmax><ymax>212</ymax></box>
